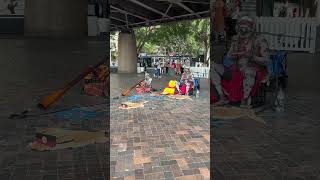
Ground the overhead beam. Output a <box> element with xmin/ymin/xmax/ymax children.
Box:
<box><xmin>111</xmin><ymin>5</ymin><xmax>148</xmax><ymax>21</ymax></box>
<box><xmin>163</xmin><ymin>3</ymin><xmax>173</xmax><ymax>18</ymax></box>
<box><xmin>181</xmin><ymin>1</ymin><xmax>210</xmax><ymax>4</ymax></box>
<box><xmin>110</xmin><ymin>23</ymin><xmax>126</xmax><ymax>29</ymax></box>
<box><xmin>118</xmin><ymin>10</ymin><xmax>209</xmax><ymax>28</ymax></box>
<box><xmin>127</xmin><ymin>0</ymin><xmax>170</xmax><ymax>17</ymax></box>
<box><xmin>111</xmin><ymin>17</ymin><xmax>127</xmax><ymax>23</ymax></box>
<box><xmin>125</xmin><ymin>13</ymin><xmax>129</xmax><ymax>28</ymax></box>
<box><xmin>176</xmin><ymin>2</ymin><xmax>201</xmax><ymax>18</ymax></box>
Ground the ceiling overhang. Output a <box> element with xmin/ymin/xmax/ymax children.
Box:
<box><xmin>110</xmin><ymin>0</ymin><xmax>210</xmax><ymax>31</ymax></box>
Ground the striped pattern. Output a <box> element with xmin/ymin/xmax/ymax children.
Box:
<box><xmin>240</xmin><ymin>0</ymin><xmax>256</xmax><ymax>17</ymax></box>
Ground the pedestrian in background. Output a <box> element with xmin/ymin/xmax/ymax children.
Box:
<box><xmin>166</xmin><ymin>61</ymin><xmax>170</xmax><ymax>74</ymax></box>
<box><xmin>157</xmin><ymin>61</ymin><xmax>161</xmax><ymax>78</ymax></box>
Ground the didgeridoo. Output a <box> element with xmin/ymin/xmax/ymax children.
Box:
<box><xmin>38</xmin><ymin>58</ymin><xmax>107</xmax><ymax>109</ymax></box>
<box><xmin>121</xmin><ymin>79</ymin><xmax>144</xmax><ymax>96</ymax></box>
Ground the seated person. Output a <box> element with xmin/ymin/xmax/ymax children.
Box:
<box><xmin>144</xmin><ymin>72</ymin><xmax>152</xmax><ymax>88</ymax></box>
<box><xmin>136</xmin><ymin>72</ymin><xmax>152</xmax><ymax>93</ymax></box>
<box><xmin>176</xmin><ymin>68</ymin><xmax>194</xmax><ymax>95</ymax></box>
<box><xmin>211</xmin><ymin>63</ymin><xmax>232</xmax><ymax>105</ymax></box>
<box><xmin>212</xmin><ymin>15</ymin><xmax>270</xmax><ymax>106</ymax></box>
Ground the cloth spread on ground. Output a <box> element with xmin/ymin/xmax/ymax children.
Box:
<box><xmin>29</xmin><ymin>128</ymin><xmax>107</xmax><ymax>151</ymax></box>
<box><xmin>127</xmin><ymin>95</ymin><xmax>166</xmax><ymax>101</ymax></box>
<box><xmin>212</xmin><ymin>106</ymin><xmax>265</xmax><ymax>124</ymax></box>
<box><xmin>167</xmin><ymin>95</ymin><xmax>192</xmax><ymax>100</ymax></box>
<box><xmin>128</xmin><ymin>95</ymin><xmax>141</xmax><ymax>101</ymax></box>
<box><xmin>54</xmin><ymin>107</ymin><xmax>99</xmax><ymax>121</ymax></box>
<box><xmin>119</xmin><ymin>101</ymin><xmax>148</xmax><ymax>109</ymax></box>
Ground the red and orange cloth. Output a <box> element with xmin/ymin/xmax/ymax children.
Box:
<box><xmin>211</xmin><ymin>65</ymin><xmax>267</xmax><ymax>104</ymax></box>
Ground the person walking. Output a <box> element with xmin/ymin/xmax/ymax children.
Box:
<box><xmin>157</xmin><ymin>61</ymin><xmax>161</xmax><ymax>78</ymax></box>
<box><xmin>161</xmin><ymin>60</ymin><xmax>165</xmax><ymax>75</ymax></box>
<box><xmin>176</xmin><ymin>60</ymin><xmax>182</xmax><ymax>75</ymax></box>
<box><xmin>166</xmin><ymin>61</ymin><xmax>170</xmax><ymax>74</ymax></box>
<box><xmin>171</xmin><ymin>60</ymin><xmax>176</xmax><ymax>76</ymax></box>
<box><xmin>181</xmin><ymin>60</ymin><xmax>186</xmax><ymax>74</ymax></box>
<box><xmin>153</xmin><ymin>61</ymin><xmax>158</xmax><ymax>77</ymax></box>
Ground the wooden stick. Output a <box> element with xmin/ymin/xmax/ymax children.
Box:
<box><xmin>121</xmin><ymin>79</ymin><xmax>144</xmax><ymax>96</ymax></box>
<box><xmin>38</xmin><ymin>58</ymin><xmax>107</xmax><ymax>109</ymax></box>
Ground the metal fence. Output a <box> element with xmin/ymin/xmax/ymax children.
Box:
<box><xmin>256</xmin><ymin>17</ymin><xmax>320</xmax><ymax>53</ymax></box>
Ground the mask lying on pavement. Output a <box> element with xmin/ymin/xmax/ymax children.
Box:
<box><xmin>119</xmin><ymin>101</ymin><xmax>148</xmax><ymax>109</ymax></box>
<box><xmin>29</xmin><ymin>128</ymin><xmax>108</xmax><ymax>151</ymax></box>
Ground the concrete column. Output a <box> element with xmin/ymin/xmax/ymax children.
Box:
<box><xmin>24</xmin><ymin>0</ymin><xmax>87</xmax><ymax>38</ymax></box>
<box><xmin>117</xmin><ymin>31</ymin><xmax>137</xmax><ymax>73</ymax></box>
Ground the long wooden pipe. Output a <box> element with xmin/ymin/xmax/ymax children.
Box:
<box><xmin>38</xmin><ymin>58</ymin><xmax>107</xmax><ymax>109</ymax></box>
<box><xmin>121</xmin><ymin>79</ymin><xmax>144</xmax><ymax>97</ymax></box>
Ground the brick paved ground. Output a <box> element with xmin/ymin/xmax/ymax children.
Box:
<box><xmin>212</xmin><ymin>53</ymin><xmax>320</xmax><ymax>180</ymax></box>
<box><xmin>110</xmin><ymin>73</ymin><xmax>210</xmax><ymax>180</ymax></box>
<box><xmin>2</xmin><ymin>38</ymin><xmax>320</xmax><ymax>180</ymax></box>
<box><xmin>0</xmin><ymin>38</ymin><xmax>111</xmax><ymax>180</ymax></box>
<box><xmin>0</xmin><ymin>38</ymin><xmax>210</xmax><ymax>180</ymax></box>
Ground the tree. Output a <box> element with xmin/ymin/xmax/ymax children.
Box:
<box><xmin>135</xmin><ymin>26</ymin><xmax>157</xmax><ymax>54</ymax></box>
<box><xmin>110</xmin><ymin>32</ymin><xmax>118</xmax><ymax>62</ymax></box>
<box><xmin>134</xmin><ymin>18</ymin><xmax>210</xmax><ymax>64</ymax></box>
<box><xmin>191</xmin><ymin>19</ymin><xmax>210</xmax><ymax>64</ymax></box>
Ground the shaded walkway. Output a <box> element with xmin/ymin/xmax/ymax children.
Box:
<box><xmin>212</xmin><ymin>53</ymin><xmax>320</xmax><ymax>179</ymax></box>
<box><xmin>0</xmin><ymin>38</ymin><xmax>110</xmax><ymax>180</ymax></box>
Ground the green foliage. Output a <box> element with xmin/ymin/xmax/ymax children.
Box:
<box><xmin>110</xmin><ymin>32</ymin><xmax>118</xmax><ymax>62</ymax></box>
<box><xmin>111</xmin><ymin>51</ymin><xmax>117</xmax><ymax>62</ymax></box>
<box><xmin>134</xmin><ymin>18</ymin><xmax>210</xmax><ymax>63</ymax></box>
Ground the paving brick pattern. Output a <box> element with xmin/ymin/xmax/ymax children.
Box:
<box><xmin>110</xmin><ymin>74</ymin><xmax>210</xmax><ymax>180</ymax></box>
<box><xmin>212</xmin><ymin>94</ymin><xmax>320</xmax><ymax>180</ymax></box>
<box><xmin>0</xmin><ymin>38</ymin><xmax>111</xmax><ymax>180</ymax></box>
<box><xmin>0</xmin><ymin>38</ymin><xmax>210</xmax><ymax>180</ymax></box>
<box><xmin>3</xmin><ymin>38</ymin><xmax>319</xmax><ymax>180</ymax></box>
<box><xmin>212</xmin><ymin>52</ymin><xmax>320</xmax><ymax>179</ymax></box>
